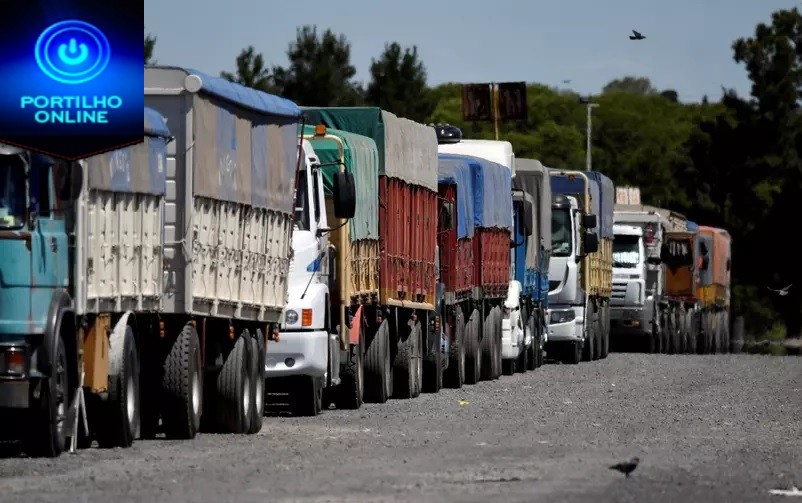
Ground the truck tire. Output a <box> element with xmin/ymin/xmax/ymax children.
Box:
<box><xmin>97</xmin><ymin>325</ymin><xmax>140</xmax><ymax>448</ymax></box>
<box><xmin>393</xmin><ymin>320</ymin><xmax>422</xmax><ymax>399</ymax></box>
<box><xmin>601</xmin><ymin>307</ymin><xmax>610</xmax><ymax>359</ymax></box>
<box><xmin>25</xmin><ymin>335</ymin><xmax>69</xmax><ymax>457</ymax></box>
<box><xmin>564</xmin><ymin>341</ymin><xmax>581</xmax><ymax>365</ymax></box>
<box><xmin>464</xmin><ymin>310</ymin><xmax>482</xmax><ymax>385</ymax></box>
<box><xmin>161</xmin><ymin>324</ymin><xmax>203</xmax><ymax>439</ymax></box>
<box><xmin>581</xmin><ymin>320</ymin><xmax>594</xmax><ymax>362</ymax></box>
<box><xmin>422</xmin><ymin>319</ymin><xmax>443</xmax><ymax>394</ymax></box>
<box><xmin>336</xmin><ymin>334</ymin><xmax>364</xmax><ymax>409</ymax></box>
<box><xmin>592</xmin><ymin>315</ymin><xmax>601</xmax><ymax>361</ymax></box>
<box><xmin>217</xmin><ymin>333</ymin><xmax>252</xmax><ymax>433</ymax></box>
<box><xmin>493</xmin><ymin>307</ymin><xmax>496</xmax><ymax>379</ymax></box>
<box><xmin>247</xmin><ymin>331</ymin><xmax>265</xmax><ymax>433</ymax></box>
<box><xmin>444</xmin><ymin>308</ymin><xmax>466</xmax><ymax>388</ymax></box>
<box><xmin>526</xmin><ymin>315</ymin><xmax>537</xmax><ymax>371</ymax></box>
<box><xmin>480</xmin><ymin>310</ymin><xmax>495</xmax><ymax>381</ymax></box>
<box><xmin>364</xmin><ymin>321</ymin><xmax>391</xmax><ymax>403</ymax></box>
<box><xmin>291</xmin><ymin>375</ymin><xmax>323</xmax><ymax>416</ymax></box>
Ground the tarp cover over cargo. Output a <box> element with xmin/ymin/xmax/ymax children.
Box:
<box><xmin>302</xmin><ymin>107</ymin><xmax>438</xmax><ymax>191</ymax></box>
<box><xmin>144</xmin><ymin>66</ymin><xmax>303</xmax><ymax>215</ymax></box>
<box><xmin>84</xmin><ymin>107</ymin><xmax>171</xmax><ymax>196</ymax></box>
<box><xmin>514</xmin><ymin>158</ymin><xmax>552</xmax><ymax>270</ymax></box>
<box><xmin>549</xmin><ymin>169</ymin><xmax>614</xmax><ymax>238</ymax></box>
<box><xmin>301</xmin><ymin>125</ymin><xmax>379</xmax><ymax>241</ymax></box>
<box><xmin>440</xmin><ymin>154</ymin><xmax>512</xmax><ymax>231</ymax></box>
<box><xmin>437</xmin><ymin>154</ymin><xmax>475</xmax><ymax>239</ymax></box>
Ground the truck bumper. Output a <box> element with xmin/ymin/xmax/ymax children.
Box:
<box><xmin>610</xmin><ymin>307</ymin><xmax>649</xmax><ymax>336</ymax></box>
<box><xmin>546</xmin><ymin>306</ymin><xmax>583</xmax><ymax>342</ymax></box>
<box><xmin>265</xmin><ymin>330</ymin><xmax>328</xmax><ymax>378</ymax></box>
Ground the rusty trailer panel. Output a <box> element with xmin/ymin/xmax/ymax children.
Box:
<box><xmin>437</xmin><ymin>184</ymin><xmax>474</xmax><ymax>303</ymax></box>
<box><xmin>379</xmin><ymin>176</ymin><xmax>437</xmax><ymax>309</ymax></box>
<box><xmin>473</xmin><ymin>228</ymin><xmax>511</xmax><ymax>299</ymax></box>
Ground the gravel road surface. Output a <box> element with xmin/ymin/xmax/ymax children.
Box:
<box><xmin>1</xmin><ymin>354</ymin><xmax>800</xmax><ymax>503</ymax></box>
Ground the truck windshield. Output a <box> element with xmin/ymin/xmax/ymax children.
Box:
<box><xmin>0</xmin><ymin>162</ymin><xmax>26</xmax><ymax>229</ymax></box>
<box><xmin>293</xmin><ymin>172</ymin><xmax>310</xmax><ymax>231</ymax></box>
<box><xmin>613</xmin><ymin>235</ymin><xmax>641</xmax><ymax>268</ymax></box>
<box><xmin>552</xmin><ymin>208</ymin><xmax>572</xmax><ymax>257</ymax></box>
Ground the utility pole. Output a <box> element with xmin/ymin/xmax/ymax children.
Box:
<box><xmin>579</xmin><ymin>96</ymin><xmax>599</xmax><ymax>171</ymax></box>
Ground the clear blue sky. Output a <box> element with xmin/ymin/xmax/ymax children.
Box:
<box><xmin>144</xmin><ymin>0</ymin><xmax>798</xmax><ymax>103</ymax></box>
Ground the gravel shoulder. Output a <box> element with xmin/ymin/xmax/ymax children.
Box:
<box><xmin>1</xmin><ymin>354</ymin><xmax>800</xmax><ymax>503</ymax></box>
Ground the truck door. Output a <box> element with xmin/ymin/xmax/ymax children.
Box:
<box><xmin>29</xmin><ymin>159</ymin><xmax>67</xmax><ymax>323</ymax></box>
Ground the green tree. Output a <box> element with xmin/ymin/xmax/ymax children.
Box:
<box><xmin>145</xmin><ymin>31</ymin><xmax>156</xmax><ymax>65</ymax></box>
<box><xmin>220</xmin><ymin>46</ymin><xmax>275</xmax><ymax>93</ymax></box>
<box><xmin>273</xmin><ymin>25</ymin><xmax>363</xmax><ymax>106</ymax></box>
<box><xmin>366</xmin><ymin>42</ymin><xmax>433</xmax><ymax>122</ymax></box>
<box><xmin>602</xmin><ymin>76</ymin><xmax>657</xmax><ymax>95</ymax></box>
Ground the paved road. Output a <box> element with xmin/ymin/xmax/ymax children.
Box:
<box><xmin>1</xmin><ymin>354</ymin><xmax>800</xmax><ymax>502</ymax></box>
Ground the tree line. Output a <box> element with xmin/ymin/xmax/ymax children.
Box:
<box><xmin>144</xmin><ymin>7</ymin><xmax>802</xmax><ymax>341</ymax></box>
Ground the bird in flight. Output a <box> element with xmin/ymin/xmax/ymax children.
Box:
<box><xmin>630</xmin><ymin>30</ymin><xmax>646</xmax><ymax>40</ymax></box>
<box><xmin>609</xmin><ymin>457</ymin><xmax>640</xmax><ymax>477</ymax></box>
<box><xmin>767</xmin><ymin>284</ymin><xmax>792</xmax><ymax>296</ymax></box>
<box><xmin>563</xmin><ymin>79</ymin><xmax>572</xmax><ymax>84</ymax></box>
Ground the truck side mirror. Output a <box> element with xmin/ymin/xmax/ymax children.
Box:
<box><xmin>55</xmin><ymin>160</ymin><xmax>83</xmax><ymax>201</ymax></box>
<box><xmin>584</xmin><ymin>231</ymin><xmax>599</xmax><ymax>254</ymax></box>
<box><xmin>440</xmin><ymin>202</ymin><xmax>455</xmax><ymax>231</ymax></box>
<box><xmin>332</xmin><ymin>171</ymin><xmax>356</xmax><ymax>219</ymax></box>
<box><xmin>521</xmin><ymin>200</ymin><xmax>534</xmax><ymax>237</ymax></box>
<box><xmin>583</xmin><ymin>213</ymin><xmax>597</xmax><ymax>229</ymax></box>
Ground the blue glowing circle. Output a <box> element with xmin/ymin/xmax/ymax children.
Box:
<box><xmin>34</xmin><ymin>20</ymin><xmax>111</xmax><ymax>85</ymax></box>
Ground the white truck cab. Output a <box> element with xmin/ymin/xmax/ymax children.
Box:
<box><xmin>265</xmin><ymin>139</ymin><xmax>357</xmax><ymax>415</ymax></box>
<box><xmin>611</xmin><ymin>224</ymin><xmax>647</xmax><ymax>330</ymax></box>
<box><xmin>546</xmin><ymin>194</ymin><xmax>583</xmax><ymax>345</ymax></box>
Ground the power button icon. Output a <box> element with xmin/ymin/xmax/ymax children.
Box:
<box><xmin>35</xmin><ymin>20</ymin><xmax>111</xmax><ymax>85</ymax></box>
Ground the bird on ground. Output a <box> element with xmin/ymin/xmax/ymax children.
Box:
<box><xmin>629</xmin><ymin>30</ymin><xmax>646</xmax><ymax>40</ymax></box>
<box><xmin>767</xmin><ymin>284</ymin><xmax>793</xmax><ymax>296</ymax></box>
<box><xmin>609</xmin><ymin>457</ymin><xmax>640</xmax><ymax>477</ymax></box>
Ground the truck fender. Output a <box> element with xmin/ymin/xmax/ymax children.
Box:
<box><xmin>109</xmin><ymin>312</ymin><xmax>136</xmax><ymax>378</ymax></box>
<box><xmin>349</xmin><ymin>305</ymin><xmax>363</xmax><ymax>346</ymax></box>
<box><xmin>40</xmin><ymin>289</ymin><xmax>74</xmax><ymax>377</ymax></box>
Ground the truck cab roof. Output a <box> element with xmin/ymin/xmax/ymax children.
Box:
<box><xmin>614</xmin><ymin>224</ymin><xmax>643</xmax><ymax>236</ymax></box>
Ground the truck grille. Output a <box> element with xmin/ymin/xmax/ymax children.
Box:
<box><xmin>612</xmin><ymin>281</ymin><xmax>627</xmax><ymax>300</ymax></box>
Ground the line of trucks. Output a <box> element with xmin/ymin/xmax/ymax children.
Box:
<box><xmin>0</xmin><ymin>66</ymin><xmax>734</xmax><ymax>457</ymax></box>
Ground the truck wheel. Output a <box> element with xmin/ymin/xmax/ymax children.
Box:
<box><xmin>593</xmin><ymin>315</ymin><xmax>602</xmax><ymax>361</ymax></box>
<box><xmin>493</xmin><ymin>308</ymin><xmax>503</xmax><ymax>379</ymax></box>
<box><xmin>291</xmin><ymin>376</ymin><xmax>322</xmax><ymax>416</ymax></box>
<box><xmin>336</xmin><ymin>335</ymin><xmax>364</xmax><ymax>409</ymax></box>
<box><xmin>161</xmin><ymin>324</ymin><xmax>203</xmax><ymax>439</ymax></box>
<box><xmin>581</xmin><ymin>323</ymin><xmax>594</xmax><ymax>362</ymax></box>
<box><xmin>25</xmin><ymin>336</ymin><xmax>69</xmax><ymax>457</ymax></box>
<box><xmin>444</xmin><ymin>308</ymin><xmax>466</xmax><ymax>388</ymax></box>
<box><xmin>422</xmin><ymin>319</ymin><xmax>443</xmax><ymax>394</ymax></box>
<box><xmin>247</xmin><ymin>330</ymin><xmax>265</xmax><ymax>433</ymax></box>
<box><xmin>217</xmin><ymin>333</ymin><xmax>252</xmax><ymax>433</ymax></box>
<box><xmin>364</xmin><ymin>321</ymin><xmax>391</xmax><ymax>403</ymax></box>
<box><xmin>97</xmin><ymin>325</ymin><xmax>140</xmax><ymax>448</ymax></box>
<box><xmin>480</xmin><ymin>310</ymin><xmax>494</xmax><ymax>381</ymax></box>
<box><xmin>526</xmin><ymin>315</ymin><xmax>537</xmax><ymax>371</ymax></box>
<box><xmin>393</xmin><ymin>320</ymin><xmax>422</xmax><ymax>399</ymax></box>
<box><xmin>601</xmin><ymin>307</ymin><xmax>610</xmax><ymax>358</ymax></box>
<box><xmin>464</xmin><ymin>310</ymin><xmax>482</xmax><ymax>385</ymax></box>
<box><xmin>568</xmin><ymin>341</ymin><xmax>582</xmax><ymax>364</ymax></box>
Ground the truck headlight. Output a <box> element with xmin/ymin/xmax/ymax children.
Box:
<box><xmin>550</xmin><ymin>309</ymin><xmax>575</xmax><ymax>324</ymax></box>
<box><xmin>284</xmin><ymin>310</ymin><xmax>299</xmax><ymax>325</ymax></box>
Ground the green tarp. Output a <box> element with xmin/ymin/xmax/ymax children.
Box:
<box><xmin>300</xmin><ymin>125</ymin><xmax>379</xmax><ymax>241</ymax></box>
<box><xmin>302</xmin><ymin>107</ymin><xmax>438</xmax><ymax>191</ymax></box>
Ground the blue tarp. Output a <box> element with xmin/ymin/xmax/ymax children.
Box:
<box><xmin>144</xmin><ymin>106</ymin><xmax>170</xmax><ymax>137</ymax></box>
<box><xmin>440</xmin><ymin>154</ymin><xmax>512</xmax><ymax>230</ymax></box>
<box><xmin>158</xmin><ymin>66</ymin><xmax>303</xmax><ymax>118</ymax></box>
<box><xmin>549</xmin><ymin>169</ymin><xmax>614</xmax><ymax>238</ymax></box>
<box><xmin>686</xmin><ymin>221</ymin><xmax>699</xmax><ymax>232</ymax></box>
<box><xmin>437</xmin><ymin>154</ymin><xmax>475</xmax><ymax>239</ymax></box>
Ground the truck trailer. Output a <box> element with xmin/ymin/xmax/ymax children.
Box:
<box><xmin>0</xmin><ymin>107</ymin><xmax>177</xmax><ymax>456</ymax></box>
<box><xmin>611</xmin><ymin>192</ymin><xmax>689</xmax><ymax>353</ymax></box>
<box><xmin>142</xmin><ymin>67</ymin><xmax>301</xmax><ymax>439</ymax></box>
<box><xmin>262</xmin><ymin>125</ymin><xmax>360</xmax><ymax>416</ymax></box>
<box><xmin>436</xmin><ymin>133</ymin><xmax>515</xmax><ymax>381</ymax></box>
<box><xmin>435</xmin><ymin>149</ymin><xmax>513</xmax><ymax>384</ymax></box>
<box><xmin>546</xmin><ymin>170</ymin><xmax>614</xmax><ymax>363</ymax></box>
<box><xmin>506</xmin><ymin>158</ymin><xmax>551</xmax><ymax>374</ymax></box>
<box><xmin>302</xmin><ymin>107</ymin><xmax>440</xmax><ymax>401</ymax></box>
